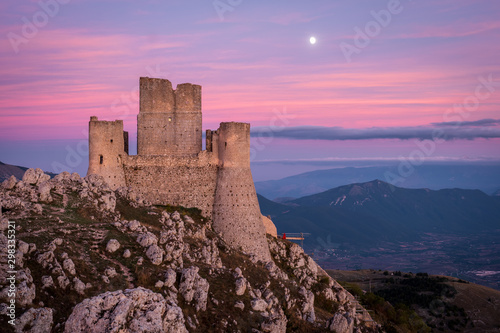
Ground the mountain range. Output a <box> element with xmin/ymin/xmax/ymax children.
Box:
<box><xmin>0</xmin><ymin>161</ymin><xmax>56</xmax><ymax>182</ymax></box>
<box><xmin>259</xmin><ymin>179</ymin><xmax>500</xmax><ymax>248</ymax></box>
<box><xmin>255</xmin><ymin>164</ymin><xmax>500</xmax><ymax>200</ymax></box>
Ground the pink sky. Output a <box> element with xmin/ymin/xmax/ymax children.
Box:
<box><xmin>0</xmin><ymin>0</ymin><xmax>499</xmax><ymax>179</ymax></box>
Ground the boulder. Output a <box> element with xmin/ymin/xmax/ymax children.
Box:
<box><xmin>299</xmin><ymin>286</ymin><xmax>315</xmax><ymax>323</ymax></box>
<box><xmin>73</xmin><ymin>277</ymin><xmax>86</xmax><ymax>295</ymax></box>
<box><xmin>23</xmin><ymin>168</ymin><xmax>50</xmax><ymax>185</ymax></box>
<box><xmin>137</xmin><ymin>231</ymin><xmax>158</xmax><ymax>247</ymax></box>
<box><xmin>146</xmin><ymin>244</ymin><xmax>164</xmax><ymax>265</ymax></box>
<box><xmin>123</xmin><ymin>249</ymin><xmax>131</xmax><ymax>258</ymax></box>
<box><xmin>63</xmin><ymin>258</ymin><xmax>76</xmax><ymax>275</ymax></box>
<box><xmin>326</xmin><ymin>312</ymin><xmax>354</xmax><ymax>333</ymax></box>
<box><xmin>179</xmin><ymin>266</ymin><xmax>209</xmax><ymax>312</ymax></box>
<box><xmin>106</xmin><ymin>239</ymin><xmax>120</xmax><ymax>253</ymax></box>
<box><xmin>235</xmin><ymin>277</ymin><xmax>247</xmax><ymax>296</ymax></box>
<box><xmin>15</xmin><ymin>307</ymin><xmax>53</xmax><ymax>333</ymax></box>
<box><xmin>17</xmin><ymin>268</ymin><xmax>36</xmax><ymax>306</ymax></box>
<box><xmin>251</xmin><ymin>298</ymin><xmax>268</xmax><ymax>312</ymax></box>
<box><xmin>64</xmin><ymin>287</ymin><xmax>188</xmax><ymax>333</ymax></box>
<box><xmin>3</xmin><ymin>175</ymin><xmax>17</xmax><ymax>189</ymax></box>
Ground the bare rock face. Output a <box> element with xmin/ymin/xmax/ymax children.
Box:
<box><xmin>146</xmin><ymin>244</ymin><xmax>164</xmax><ymax>265</ymax></box>
<box><xmin>260</xmin><ymin>306</ymin><xmax>287</xmax><ymax>333</ymax></box>
<box><xmin>15</xmin><ymin>307</ymin><xmax>53</xmax><ymax>333</ymax></box>
<box><xmin>22</xmin><ymin>168</ymin><xmax>50</xmax><ymax>186</ymax></box>
<box><xmin>235</xmin><ymin>277</ymin><xmax>247</xmax><ymax>296</ymax></box>
<box><xmin>179</xmin><ymin>266</ymin><xmax>209</xmax><ymax>312</ymax></box>
<box><xmin>251</xmin><ymin>298</ymin><xmax>268</xmax><ymax>312</ymax></box>
<box><xmin>327</xmin><ymin>312</ymin><xmax>355</xmax><ymax>333</ymax></box>
<box><xmin>163</xmin><ymin>303</ymin><xmax>189</xmax><ymax>333</ymax></box>
<box><xmin>137</xmin><ymin>231</ymin><xmax>158</xmax><ymax>247</ymax></box>
<box><xmin>64</xmin><ymin>287</ymin><xmax>188</xmax><ymax>333</ymax></box>
<box><xmin>63</xmin><ymin>258</ymin><xmax>76</xmax><ymax>275</ymax></box>
<box><xmin>16</xmin><ymin>268</ymin><xmax>36</xmax><ymax>307</ymax></box>
<box><xmin>73</xmin><ymin>277</ymin><xmax>86</xmax><ymax>295</ymax></box>
<box><xmin>3</xmin><ymin>175</ymin><xmax>17</xmax><ymax>190</ymax></box>
<box><xmin>298</xmin><ymin>286</ymin><xmax>315</xmax><ymax>323</ymax></box>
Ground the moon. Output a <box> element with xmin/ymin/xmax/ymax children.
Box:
<box><xmin>309</xmin><ymin>36</ymin><xmax>317</xmax><ymax>45</ymax></box>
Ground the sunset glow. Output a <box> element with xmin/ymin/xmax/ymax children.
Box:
<box><xmin>0</xmin><ymin>0</ymin><xmax>499</xmax><ymax>179</ymax></box>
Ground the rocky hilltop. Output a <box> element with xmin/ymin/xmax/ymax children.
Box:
<box><xmin>0</xmin><ymin>168</ymin><xmax>378</xmax><ymax>332</ymax></box>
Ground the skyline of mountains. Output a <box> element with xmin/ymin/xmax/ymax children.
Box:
<box><xmin>255</xmin><ymin>164</ymin><xmax>500</xmax><ymax>200</ymax></box>
<box><xmin>259</xmin><ymin>179</ymin><xmax>500</xmax><ymax>249</ymax></box>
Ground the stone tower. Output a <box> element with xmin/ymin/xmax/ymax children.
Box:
<box><xmin>87</xmin><ymin>77</ymin><xmax>273</xmax><ymax>263</ymax></box>
<box><xmin>137</xmin><ymin>77</ymin><xmax>202</xmax><ymax>156</ymax></box>
<box><xmin>87</xmin><ymin>117</ymin><xmax>128</xmax><ymax>189</ymax></box>
<box><xmin>213</xmin><ymin>122</ymin><xmax>272</xmax><ymax>262</ymax></box>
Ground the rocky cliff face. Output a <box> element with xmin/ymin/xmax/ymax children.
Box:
<box><xmin>0</xmin><ymin>169</ymin><xmax>379</xmax><ymax>333</ymax></box>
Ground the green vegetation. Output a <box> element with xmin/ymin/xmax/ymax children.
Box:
<box><xmin>339</xmin><ymin>271</ymin><xmax>471</xmax><ymax>332</ymax></box>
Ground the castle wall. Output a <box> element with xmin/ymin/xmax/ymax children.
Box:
<box><xmin>212</xmin><ymin>122</ymin><xmax>272</xmax><ymax>262</ymax></box>
<box><xmin>122</xmin><ymin>151</ymin><xmax>218</xmax><ymax>217</ymax></box>
<box><xmin>137</xmin><ymin>77</ymin><xmax>202</xmax><ymax>157</ymax></box>
<box><xmin>87</xmin><ymin>117</ymin><xmax>127</xmax><ymax>189</ymax></box>
<box><xmin>88</xmin><ymin>77</ymin><xmax>273</xmax><ymax>263</ymax></box>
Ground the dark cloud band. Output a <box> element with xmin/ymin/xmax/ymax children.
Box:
<box><xmin>251</xmin><ymin>119</ymin><xmax>500</xmax><ymax>141</ymax></box>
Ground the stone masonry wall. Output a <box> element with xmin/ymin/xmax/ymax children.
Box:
<box><xmin>137</xmin><ymin>78</ymin><xmax>202</xmax><ymax>157</ymax></box>
<box><xmin>87</xmin><ymin>117</ymin><xmax>127</xmax><ymax>190</ymax></box>
<box><xmin>122</xmin><ymin>151</ymin><xmax>218</xmax><ymax>217</ymax></box>
<box><xmin>213</xmin><ymin>122</ymin><xmax>272</xmax><ymax>262</ymax></box>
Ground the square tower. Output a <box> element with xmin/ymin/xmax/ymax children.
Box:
<box><xmin>137</xmin><ymin>77</ymin><xmax>202</xmax><ymax>156</ymax></box>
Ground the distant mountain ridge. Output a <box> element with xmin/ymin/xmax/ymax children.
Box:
<box><xmin>0</xmin><ymin>161</ymin><xmax>56</xmax><ymax>182</ymax></box>
<box><xmin>255</xmin><ymin>165</ymin><xmax>500</xmax><ymax>199</ymax></box>
<box><xmin>258</xmin><ymin>179</ymin><xmax>500</xmax><ymax>248</ymax></box>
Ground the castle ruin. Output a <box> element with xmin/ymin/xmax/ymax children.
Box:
<box><xmin>87</xmin><ymin>77</ymin><xmax>272</xmax><ymax>262</ymax></box>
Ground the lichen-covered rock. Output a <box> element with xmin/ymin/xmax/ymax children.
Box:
<box><xmin>235</xmin><ymin>277</ymin><xmax>247</xmax><ymax>296</ymax></box>
<box><xmin>63</xmin><ymin>258</ymin><xmax>76</xmax><ymax>275</ymax></box>
<box><xmin>3</xmin><ymin>175</ymin><xmax>17</xmax><ymax>190</ymax></box>
<box><xmin>327</xmin><ymin>312</ymin><xmax>354</xmax><ymax>333</ymax></box>
<box><xmin>106</xmin><ymin>239</ymin><xmax>120</xmax><ymax>253</ymax></box>
<box><xmin>146</xmin><ymin>244</ymin><xmax>164</xmax><ymax>265</ymax></box>
<box><xmin>123</xmin><ymin>249</ymin><xmax>131</xmax><ymax>258</ymax></box>
<box><xmin>15</xmin><ymin>307</ymin><xmax>53</xmax><ymax>333</ymax></box>
<box><xmin>179</xmin><ymin>266</ymin><xmax>209</xmax><ymax>312</ymax></box>
<box><xmin>163</xmin><ymin>303</ymin><xmax>189</xmax><ymax>333</ymax></box>
<box><xmin>41</xmin><ymin>275</ymin><xmax>54</xmax><ymax>289</ymax></box>
<box><xmin>260</xmin><ymin>306</ymin><xmax>287</xmax><ymax>333</ymax></box>
<box><xmin>251</xmin><ymin>298</ymin><xmax>268</xmax><ymax>312</ymax></box>
<box><xmin>38</xmin><ymin>181</ymin><xmax>53</xmax><ymax>202</ymax></box>
<box><xmin>104</xmin><ymin>267</ymin><xmax>117</xmax><ymax>278</ymax></box>
<box><xmin>16</xmin><ymin>268</ymin><xmax>36</xmax><ymax>307</ymax></box>
<box><xmin>64</xmin><ymin>287</ymin><xmax>187</xmax><ymax>333</ymax></box>
<box><xmin>127</xmin><ymin>220</ymin><xmax>141</xmax><ymax>231</ymax></box>
<box><xmin>164</xmin><ymin>268</ymin><xmax>177</xmax><ymax>288</ymax></box>
<box><xmin>299</xmin><ymin>286</ymin><xmax>315</xmax><ymax>323</ymax></box>
<box><xmin>17</xmin><ymin>240</ymin><xmax>30</xmax><ymax>254</ymax></box>
<box><xmin>73</xmin><ymin>277</ymin><xmax>86</xmax><ymax>295</ymax></box>
<box><xmin>58</xmin><ymin>275</ymin><xmax>70</xmax><ymax>289</ymax></box>
<box><xmin>22</xmin><ymin>168</ymin><xmax>50</xmax><ymax>185</ymax></box>
<box><xmin>137</xmin><ymin>231</ymin><xmax>158</xmax><ymax>247</ymax></box>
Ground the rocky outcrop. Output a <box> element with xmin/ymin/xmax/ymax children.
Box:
<box><xmin>15</xmin><ymin>307</ymin><xmax>53</xmax><ymax>333</ymax></box>
<box><xmin>0</xmin><ymin>167</ymin><xmax>378</xmax><ymax>333</ymax></box>
<box><xmin>64</xmin><ymin>287</ymin><xmax>188</xmax><ymax>333</ymax></box>
<box><xmin>179</xmin><ymin>266</ymin><xmax>209</xmax><ymax>312</ymax></box>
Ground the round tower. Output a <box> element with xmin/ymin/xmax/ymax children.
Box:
<box><xmin>87</xmin><ymin>116</ymin><xmax>128</xmax><ymax>189</ymax></box>
<box><xmin>212</xmin><ymin>122</ymin><xmax>272</xmax><ymax>262</ymax></box>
